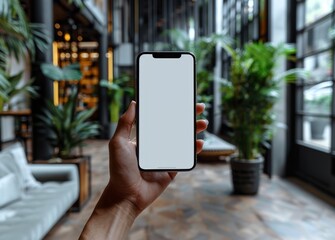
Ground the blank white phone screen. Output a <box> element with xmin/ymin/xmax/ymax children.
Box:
<box><xmin>138</xmin><ymin>53</ymin><xmax>195</xmax><ymax>170</ymax></box>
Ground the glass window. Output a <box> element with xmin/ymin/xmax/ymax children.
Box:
<box><xmin>248</xmin><ymin>20</ymin><xmax>254</xmax><ymax>39</ymax></box>
<box><xmin>297</xmin><ymin>35</ymin><xmax>304</xmax><ymax>58</ymax></box>
<box><xmin>253</xmin><ymin>18</ymin><xmax>259</xmax><ymax>39</ymax></box>
<box><xmin>303</xmin><ymin>52</ymin><xmax>332</xmax><ymax>83</ymax></box>
<box><xmin>236</xmin><ymin>0</ymin><xmax>242</xmax><ymax>12</ymax></box>
<box><xmin>305</xmin><ymin>0</ymin><xmax>333</xmax><ymax>25</ymax></box>
<box><xmin>302</xmin><ymin>116</ymin><xmax>331</xmax><ymax>150</ymax></box>
<box><xmin>253</xmin><ymin>0</ymin><xmax>259</xmax><ymax>15</ymax></box>
<box><xmin>221</xmin><ymin>0</ymin><xmax>265</xmax><ymax>86</ymax></box>
<box><xmin>294</xmin><ymin>0</ymin><xmax>335</xmax><ymax>194</ymax></box>
<box><xmin>303</xmin><ymin>19</ymin><xmax>331</xmax><ymax>55</ymax></box>
<box><xmin>313</xmin><ymin>19</ymin><xmax>332</xmax><ymax>51</ymax></box>
<box><xmin>303</xmin><ymin>81</ymin><xmax>332</xmax><ymax>115</ymax></box>
<box><xmin>297</xmin><ymin>2</ymin><xmax>304</xmax><ymax>30</ymax></box>
<box><xmin>236</xmin><ymin>13</ymin><xmax>242</xmax><ymax>33</ymax></box>
<box><xmin>248</xmin><ymin>0</ymin><xmax>254</xmax><ymax>21</ymax></box>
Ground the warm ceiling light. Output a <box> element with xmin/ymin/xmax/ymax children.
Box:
<box><xmin>55</xmin><ymin>23</ymin><xmax>60</xmax><ymax>29</ymax></box>
<box><xmin>78</xmin><ymin>42</ymin><xmax>99</xmax><ymax>48</ymax></box>
<box><xmin>77</xmin><ymin>35</ymin><xmax>83</xmax><ymax>41</ymax></box>
<box><xmin>90</xmin><ymin>52</ymin><xmax>99</xmax><ymax>58</ymax></box>
<box><xmin>57</xmin><ymin>31</ymin><xmax>63</xmax><ymax>37</ymax></box>
<box><xmin>80</xmin><ymin>53</ymin><xmax>89</xmax><ymax>58</ymax></box>
<box><xmin>64</xmin><ymin>33</ymin><xmax>71</xmax><ymax>41</ymax></box>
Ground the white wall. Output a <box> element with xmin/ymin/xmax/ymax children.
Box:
<box><xmin>213</xmin><ymin>0</ymin><xmax>223</xmax><ymax>134</ymax></box>
<box><xmin>270</xmin><ymin>0</ymin><xmax>288</xmax><ymax>176</ymax></box>
<box><xmin>1</xmin><ymin>54</ymin><xmax>31</xmax><ymax>141</ymax></box>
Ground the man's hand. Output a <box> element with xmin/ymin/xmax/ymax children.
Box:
<box><xmin>106</xmin><ymin>101</ymin><xmax>207</xmax><ymax>214</ymax></box>
<box><xmin>80</xmin><ymin>101</ymin><xmax>208</xmax><ymax>240</ymax></box>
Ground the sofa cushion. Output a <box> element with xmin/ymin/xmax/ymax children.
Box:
<box><xmin>0</xmin><ymin>152</ymin><xmax>23</xmax><ymax>190</ymax></box>
<box><xmin>0</xmin><ymin>180</ymin><xmax>78</xmax><ymax>240</ymax></box>
<box><xmin>0</xmin><ymin>152</ymin><xmax>10</xmax><ymax>177</ymax></box>
<box><xmin>3</xmin><ymin>143</ymin><xmax>41</xmax><ymax>190</ymax></box>
<box><xmin>0</xmin><ymin>173</ymin><xmax>21</xmax><ymax>208</ymax></box>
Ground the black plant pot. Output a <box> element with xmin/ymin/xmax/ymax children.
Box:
<box><xmin>230</xmin><ymin>156</ymin><xmax>264</xmax><ymax>195</ymax></box>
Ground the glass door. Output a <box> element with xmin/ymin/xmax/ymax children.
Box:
<box><xmin>294</xmin><ymin>0</ymin><xmax>335</xmax><ymax>194</ymax></box>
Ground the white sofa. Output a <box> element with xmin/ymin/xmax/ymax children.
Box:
<box><xmin>0</xmin><ymin>143</ymin><xmax>79</xmax><ymax>240</ymax></box>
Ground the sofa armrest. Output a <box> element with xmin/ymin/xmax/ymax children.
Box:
<box><xmin>29</xmin><ymin>164</ymin><xmax>78</xmax><ymax>183</ymax></box>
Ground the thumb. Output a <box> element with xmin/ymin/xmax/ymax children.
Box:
<box><xmin>114</xmin><ymin>101</ymin><xmax>136</xmax><ymax>139</ymax></box>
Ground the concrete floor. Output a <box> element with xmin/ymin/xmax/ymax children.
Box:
<box><xmin>44</xmin><ymin>140</ymin><xmax>335</xmax><ymax>240</ymax></box>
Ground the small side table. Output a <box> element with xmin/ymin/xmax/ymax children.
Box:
<box><xmin>34</xmin><ymin>156</ymin><xmax>91</xmax><ymax>212</ymax></box>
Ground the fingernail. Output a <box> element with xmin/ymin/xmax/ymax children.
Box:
<box><xmin>129</xmin><ymin>101</ymin><xmax>136</xmax><ymax>108</ymax></box>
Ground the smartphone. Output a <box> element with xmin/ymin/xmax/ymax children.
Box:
<box><xmin>136</xmin><ymin>51</ymin><xmax>196</xmax><ymax>171</ymax></box>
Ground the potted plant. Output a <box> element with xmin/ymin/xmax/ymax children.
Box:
<box><xmin>162</xmin><ymin>29</ymin><xmax>231</xmax><ymax>120</ymax></box>
<box><xmin>38</xmin><ymin>88</ymin><xmax>100</xmax><ymax>159</ymax></box>
<box><xmin>39</xmin><ymin>63</ymin><xmax>100</xmax><ymax>159</ymax></box>
<box><xmin>221</xmin><ymin>42</ymin><xmax>307</xmax><ymax>194</ymax></box>
<box><xmin>0</xmin><ymin>71</ymin><xmax>38</xmax><ymax>110</ymax></box>
<box><xmin>0</xmin><ymin>0</ymin><xmax>49</xmax><ymax>110</ymax></box>
<box><xmin>100</xmin><ymin>74</ymin><xmax>134</xmax><ymax>136</ymax></box>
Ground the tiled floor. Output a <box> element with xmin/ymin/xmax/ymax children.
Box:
<box><xmin>45</xmin><ymin>140</ymin><xmax>335</xmax><ymax>240</ymax></box>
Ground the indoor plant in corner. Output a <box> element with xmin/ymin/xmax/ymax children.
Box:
<box><xmin>221</xmin><ymin>41</ymin><xmax>307</xmax><ymax>195</ymax></box>
<box><xmin>0</xmin><ymin>0</ymin><xmax>48</xmax><ymax>110</ymax></box>
<box><xmin>100</xmin><ymin>74</ymin><xmax>134</xmax><ymax>137</ymax></box>
<box><xmin>163</xmin><ymin>29</ymin><xmax>231</xmax><ymax>119</ymax></box>
<box><xmin>39</xmin><ymin>63</ymin><xmax>100</xmax><ymax>160</ymax></box>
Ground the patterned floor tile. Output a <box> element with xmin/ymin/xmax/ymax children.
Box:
<box><xmin>42</xmin><ymin>140</ymin><xmax>335</xmax><ymax>240</ymax></box>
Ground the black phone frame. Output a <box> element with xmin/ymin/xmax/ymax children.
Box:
<box><xmin>136</xmin><ymin>51</ymin><xmax>197</xmax><ymax>171</ymax></box>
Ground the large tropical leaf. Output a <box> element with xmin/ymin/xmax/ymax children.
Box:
<box><xmin>0</xmin><ymin>0</ymin><xmax>50</xmax><ymax>67</ymax></box>
<box><xmin>41</xmin><ymin>63</ymin><xmax>82</xmax><ymax>81</ymax></box>
<box><xmin>0</xmin><ymin>71</ymin><xmax>10</xmax><ymax>89</ymax></box>
<box><xmin>38</xmin><ymin>91</ymin><xmax>100</xmax><ymax>158</ymax></box>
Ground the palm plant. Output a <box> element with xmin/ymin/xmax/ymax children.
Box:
<box><xmin>38</xmin><ymin>88</ymin><xmax>100</xmax><ymax>159</ymax></box>
<box><xmin>41</xmin><ymin>63</ymin><xmax>83</xmax><ymax>81</ymax></box>
<box><xmin>39</xmin><ymin>63</ymin><xmax>99</xmax><ymax>159</ymax></box>
<box><xmin>221</xmin><ymin>41</ymin><xmax>308</xmax><ymax>195</ymax></box>
<box><xmin>100</xmin><ymin>74</ymin><xmax>134</xmax><ymax>123</ymax></box>
<box><xmin>162</xmin><ymin>29</ymin><xmax>231</xmax><ymax>117</ymax></box>
<box><xmin>0</xmin><ymin>71</ymin><xmax>38</xmax><ymax>110</ymax></box>
<box><xmin>221</xmin><ymin>42</ymin><xmax>308</xmax><ymax>160</ymax></box>
<box><xmin>0</xmin><ymin>0</ymin><xmax>48</xmax><ymax>69</ymax></box>
<box><xmin>0</xmin><ymin>0</ymin><xmax>49</xmax><ymax>109</ymax></box>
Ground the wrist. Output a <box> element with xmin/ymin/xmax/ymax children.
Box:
<box><xmin>96</xmin><ymin>183</ymin><xmax>141</xmax><ymax>218</ymax></box>
<box><xmin>80</xmin><ymin>186</ymin><xmax>139</xmax><ymax>240</ymax></box>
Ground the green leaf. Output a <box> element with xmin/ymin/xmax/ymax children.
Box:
<box><xmin>0</xmin><ymin>72</ymin><xmax>10</xmax><ymax>89</ymax></box>
<box><xmin>41</xmin><ymin>63</ymin><xmax>82</xmax><ymax>81</ymax></box>
<box><xmin>74</xmin><ymin>108</ymin><xmax>96</xmax><ymax>124</ymax></box>
<box><xmin>220</xmin><ymin>41</ymin><xmax>305</xmax><ymax>159</ymax></box>
<box><xmin>41</xmin><ymin>64</ymin><xmax>64</xmax><ymax>80</ymax></box>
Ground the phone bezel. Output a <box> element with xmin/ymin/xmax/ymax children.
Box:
<box><xmin>136</xmin><ymin>51</ymin><xmax>197</xmax><ymax>171</ymax></box>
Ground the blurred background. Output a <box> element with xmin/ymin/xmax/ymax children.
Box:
<box><xmin>0</xmin><ymin>1</ymin><xmax>335</xmax><ymax>239</ymax></box>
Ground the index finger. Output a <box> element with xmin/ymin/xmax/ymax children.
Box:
<box><xmin>196</xmin><ymin>103</ymin><xmax>206</xmax><ymax>116</ymax></box>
